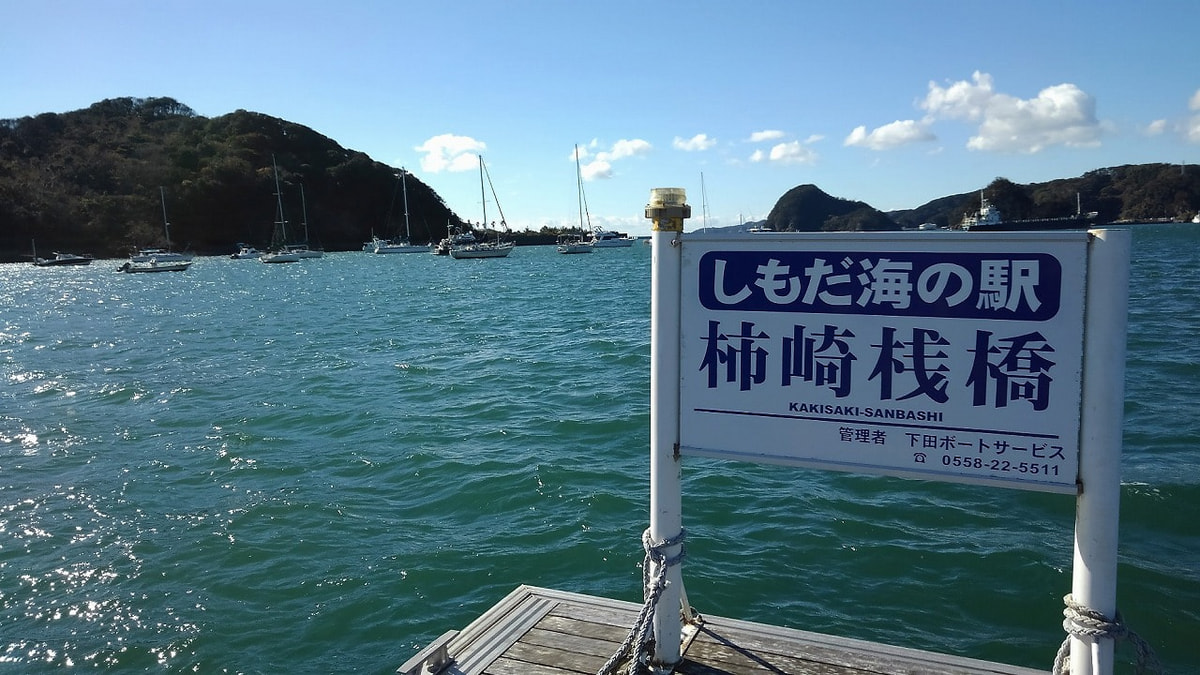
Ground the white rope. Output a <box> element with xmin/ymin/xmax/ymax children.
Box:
<box><xmin>596</xmin><ymin>528</ymin><xmax>687</xmax><ymax>675</ymax></box>
<box><xmin>1052</xmin><ymin>593</ymin><xmax>1161</xmax><ymax>674</ymax></box>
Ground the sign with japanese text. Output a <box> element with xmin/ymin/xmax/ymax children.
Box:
<box><xmin>677</xmin><ymin>232</ymin><xmax>1090</xmax><ymax>493</ymax></box>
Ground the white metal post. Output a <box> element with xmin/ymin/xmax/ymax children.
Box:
<box><xmin>1070</xmin><ymin>228</ymin><xmax>1130</xmax><ymax>675</ymax></box>
<box><xmin>646</xmin><ymin>188</ymin><xmax>689</xmax><ymax>670</ymax></box>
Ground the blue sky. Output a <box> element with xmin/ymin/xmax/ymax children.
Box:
<box><xmin>3</xmin><ymin>1</ymin><xmax>1199</xmax><ymax>235</ymax></box>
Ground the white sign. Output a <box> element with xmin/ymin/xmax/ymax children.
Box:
<box><xmin>678</xmin><ymin>232</ymin><xmax>1089</xmax><ymax>493</ymax></box>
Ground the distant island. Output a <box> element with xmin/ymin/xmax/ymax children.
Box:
<box><xmin>2</xmin><ymin>97</ymin><xmax>1199</xmax><ymax>262</ymax></box>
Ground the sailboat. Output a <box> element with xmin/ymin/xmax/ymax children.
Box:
<box><xmin>260</xmin><ymin>156</ymin><xmax>302</xmax><ymax>263</ymax></box>
<box><xmin>282</xmin><ymin>183</ymin><xmax>323</xmax><ymax>258</ymax></box>
<box><xmin>557</xmin><ymin>144</ymin><xmax>594</xmax><ymax>255</ymax></box>
<box><xmin>130</xmin><ymin>187</ymin><xmax>193</xmax><ymax>262</ymax></box>
<box><xmin>373</xmin><ymin>169</ymin><xmax>431</xmax><ymax>253</ymax></box>
<box><xmin>120</xmin><ymin>188</ymin><xmax>193</xmax><ymax>272</ymax></box>
<box><xmin>450</xmin><ymin>156</ymin><xmax>515</xmax><ymax>259</ymax></box>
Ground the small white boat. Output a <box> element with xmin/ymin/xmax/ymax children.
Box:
<box><xmin>450</xmin><ymin>240</ymin><xmax>515</xmax><ymax>259</ymax></box>
<box><xmin>231</xmin><ymin>243</ymin><xmax>261</xmax><ymax>259</ymax></box>
<box><xmin>433</xmin><ymin>228</ymin><xmax>476</xmax><ymax>255</ymax></box>
<box><xmin>259</xmin><ymin>251</ymin><xmax>302</xmax><ymax>263</ymax></box>
<box><xmin>556</xmin><ymin>235</ymin><xmax>592</xmax><ymax>254</ymax></box>
<box><xmin>283</xmin><ymin>243</ymin><xmax>323</xmax><ymax>259</ymax></box>
<box><xmin>118</xmin><ymin>259</ymin><xmax>192</xmax><ymax>273</ymax></box>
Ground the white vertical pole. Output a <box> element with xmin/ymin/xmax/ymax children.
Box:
<box><xmin>1070</xmin><ymin>228</ymin><xmax>1130</xmax><ymax>675</ymax></box>
<box><xmin>646</xmin><ymin>188</ymin><xmax>689</xmax><ymax>670</ymax></box>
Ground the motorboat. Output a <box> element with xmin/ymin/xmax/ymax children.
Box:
<box><xmin>118</xmin><ymin>259</ymin><xmax>191</xmax><ymax>273</ymax></box>
<box><xmin>231</xmin><ymin>243</ymin><xmax>261</xmax><ymax>259</ymax></box>
<box><xmin>30</xmin><ymin>241</ymin><xmax>93</xmax><ymax>266</ymax></box>
<box><xmin>588</xmin><ymin>228</ymin><xmax>635</xmax><ymax>247</ymax></box>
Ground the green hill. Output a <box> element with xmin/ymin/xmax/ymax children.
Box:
<box><xmin>0</xmin><ymin>97</ymin><xmax>466</xmax><ymax>260</ymax></box>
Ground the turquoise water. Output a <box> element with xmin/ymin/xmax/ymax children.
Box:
<box><xmin>1</xmin><ymin>229</ymin><xmax>1195</xmax><ymax>673</ymax></box>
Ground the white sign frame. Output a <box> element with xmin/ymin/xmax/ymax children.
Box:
<box><xmin>677</xmin><ymin>231</ymin><xmax>1090</xmax><ymax>493</ymax></box>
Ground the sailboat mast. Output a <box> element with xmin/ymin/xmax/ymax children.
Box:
<box><xmin>576</xmin><ymin>145</ymin><xmax>585</xmax><ymax>234</ymax></box>
<box><xmin>159</xmin><ymin>186</ymin><xmax>172</xmax><ymax>249</ymax></box>
<box><xmin>300</xmin><ymin>183</ymin><xmax>310</xmax><ymax>243</ymax></box>
<box><xmin>272</xmin><ymin>155</ymin><xmax>287</xmax><ymax>244</ymax></box>
<box><xmin>479</xmin><ymin>156</ymin><xmax>487</xmax><ymax>228</ymax></box>
<box><xmin>402</xmin><ymin>169</ymin><xmax>411</xmax><ymax>240</ymax></box>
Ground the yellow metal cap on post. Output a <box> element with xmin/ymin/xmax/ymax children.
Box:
<box><xmin>646</xmin><ymin>188</ymin><xmax>691</xmax><ymax>231</ymax></box>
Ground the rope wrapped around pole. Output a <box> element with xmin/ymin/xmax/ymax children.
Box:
<box><xmin>596</xmin><ymin>528</ymin><xmax>687</xmax><ymax>675</ymax></box>
<box><xmin>1051</xmin><ymin>593</ymin><xmax>1160</xmax><ymax>674</ymax></box>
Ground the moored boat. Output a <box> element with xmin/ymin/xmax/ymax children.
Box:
<box><xmin>372</xmin><ymin>170</ymin><xmax>431</xmax><ymax>253</ymax></box>
<box><xmin>131</xmin><ymin>187</ymin><xmax>193</xmax><ymax>262</ymax></box>
<box><xmin>557</xmin><ymin>144</ymin><xmax>594</xmax><ymax>255</ymax></box>
<box><xmin>588</xmin><ymin>228</ymin><xmax>635</xmax><ymax>247</ymax></box>
<box><xmin>231</xmin><ymin>243</ymin><xmax>261</xmax><ymax>259</ymax></box>
<box><xmin>960</xmin><ymin>192</ymin><xmax>1097</xmax><ymax>231</ymax></box>
<box><xmin>260</xmin><ymin>156</ymin><xmax>305</xmax><ymax>264</ymax></box>
<box><xmin>30</xmin><ymin>240</ymin><xmax>93</xmax><ymax>266</ymax></box>
<box><xmin>117</xmin><ymin>259</ymin><xmax>192</xmax><ymax>273</ymax></box>
<box><xmin>450</xmin><ymin>156</ymin><xmax>514</xmax><ymax>259</ymax></box>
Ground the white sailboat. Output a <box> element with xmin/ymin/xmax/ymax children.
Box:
<box><xmin>450</xmin><ymin>156</ymin><xmax>515</xmax><ymax>259</ymax></box>
<box><xmin>373</xmin><ymin>169</ymin><xmax>430</xmax><ymax>253</ymax></box>
<box><xmin>260</xmin><ymin>156</ymin><xmax>302</xmax><ymax>263</ymax></box>
<box><xmin>283</xmin><ymin>183</ymin><xmax>323</xmax><ymax>258</ymax></box>
<box><xmin>557</xmin><ymin>144</ymin><xmax>593</xmax><ymax>255</ymax></box>
<box><xmin>130</xmin><ymin>187</ymin><xmax>193</xmax><ymax>262</ymax></box>
<box><xmin>121</xmin><ymin>187</ymin><xmax>193</xmax><ymax>272</ymax></box>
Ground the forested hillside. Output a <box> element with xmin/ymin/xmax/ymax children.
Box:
<box><xmin>4</xmin><ymin>97</ymin><xmax>1200</xmax><ymax>259</ymax></box>
<box><xmin>0</xmin><ymin>97</ymin><xmax>462</xmax><ymax>260</ymax></box>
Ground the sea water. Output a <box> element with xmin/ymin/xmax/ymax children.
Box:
<box><xmin>0</xmin><ymin>228</ymin><xmax>1195</xmax><ymax>673</ymax></box>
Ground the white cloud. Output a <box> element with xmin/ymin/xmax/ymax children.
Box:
<box><xmin>1190</xmin><ymin>89</ymin><xmax>1200</xmax><ymax>111</ymax></box>
<box><xmin>581</xmin><ymin>160</ymin><xmax>612</xmax><ymax>181</ymax></box>
<box><xmin>750</xmin><ymin>140</ymin><xmax>817</xmax><ymax>165</ymax></box>
<box><xmin>606</xmin><ymin>138</ymin><xmax>652</xmax><ymax>160</ymax></box>
<box><xmin>572</xmin><ymin>139</ymin><xmax>651</xmax><ymax>180</ymax></box>
<box><xmin>1187</xmin><ymin>116</ymin><xmax>1200</xmax><ymax>144</ymax></box>
<box><xmin>749</xmin><ymin>130</ymin><xmax>785</xmax><ymax>142</ymax></box>
<box><xmin>921</xmin><ymin>71</ymin><xmax>996</xmax><ymax>121</ymax></box>
<box><xmin>1145</xmin><ymin>119</ymin><xmax>1167</xmax><ymax>136</ymax></box>
<box><xmin>673</xmin><ymin>134</ymin><xmax>716</xmax><ymax>151</ymax></box>
<box><xmin>415</xmin><ymin>134</ymin><xmax>486</xmax><ymax>172</ymax></box>
<box><xmin>920</xmin><ymin>71</ymin><xmax>1102</xmax><ymax>153</ymax></box>
<box><xmin>844</xmin><ymin>120</ymin><xmax>935</xmax><ymax>150</ymax></box>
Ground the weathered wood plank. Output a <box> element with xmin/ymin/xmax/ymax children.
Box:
<box><xmin>403</xmin><ymin>585</ymin><xmax>1048</xmax><ymax>675</ymax></box>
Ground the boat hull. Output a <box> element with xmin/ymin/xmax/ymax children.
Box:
<box><xmin>449</xmin><ymin>242</ymin><xmax>515</xmax><ymax>259</ymax></box>
<box><xmin>118</xmin><ymin>260</ymin><xmax>191</xmax><ymax>273</ymax></box>
<box><xmin>964</xmin><ymin>215</ymin><xmax>1095</xmax><ymax>232</ymax></box>
<box><xmin>34</xmin><ymin>254</ymin><xmax>93</xmax><ymax>267</ymax></box>
<box><xmin>260</xmin><ymin>252</ymin><xmax>302</xmax><ymax>263</ymax></box>
<box><xmin>373</xmin><ymin>243</ymin><xmax>431</xmax><ymax>254</ymax></box>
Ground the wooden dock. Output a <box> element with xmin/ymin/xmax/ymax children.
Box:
<box><xmin>399</xmin><ymin>585</ymin><xmax>1047</xmax><ymax>675</ymax></box>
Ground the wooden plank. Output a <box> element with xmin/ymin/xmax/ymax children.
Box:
<box><xmin>404</xmin><ymin>586</ymin><xmax>1048</xmax><ymax>675</ymax></box>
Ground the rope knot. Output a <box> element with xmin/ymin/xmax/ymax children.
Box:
<box><xmin>596</xmin><ymin>529</ymin><xmax>688</xmax><ymax>675</ymax></box>
<box><xmin>1052</xmin><ymin>593</ymin><xmax>1161</xmax><ymax>675</ymax></box>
